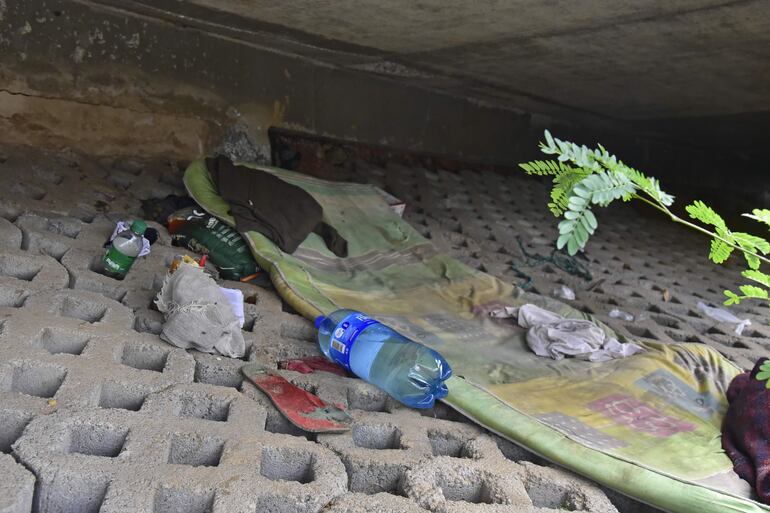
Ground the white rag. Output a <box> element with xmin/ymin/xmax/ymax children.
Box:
<box><xmin>155</xmin><ymin>264</ymin><xmax>246</xmax><ymax>358</ymax></box>
<box><xmin>492</xmin><ymin>304</ymin><xmax>644</xmax><ymax>362</ymax></box>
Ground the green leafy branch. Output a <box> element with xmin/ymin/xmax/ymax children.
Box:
<box><xmin>520</xmin><ymin>131</ymin><xmax>770</xmax><ymax>309</ymax></box>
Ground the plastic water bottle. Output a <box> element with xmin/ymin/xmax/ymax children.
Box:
<box><xmin>102</xmin><ymin>219</ymin><xmax>147</xmax><ymax>280</ymax></box>
<box><xmin>315</xmin><ymin>310</ymin><xmax>452</xmax><ymax>408</ymax></box>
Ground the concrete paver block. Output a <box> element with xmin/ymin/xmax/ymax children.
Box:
<box><xmin>0</xmin><ymin>454</ymin><xmax>35</xmax><ymax>513</ymax></box>
<box><xmin>13</xmin><ymin>407</ymin><xmax>346</xmax><ymax>513</ymax></box>
<box><xmin>0</xmin><ymin>218</ymin><xmax>22</xmax><ymax>250</ymax></box>
<box><xmin>0</xmin><ymin>250</ymin><xmax>69</xmax><ymax>291</ymax></box>
<box><xmin>518</xmin><ymin>461</ymin><xmax>618</xmax><ymax>512</ymax></box>
<box><xmin>324</xmin><ymin>492</ymin><xmax>430</xmax><ymax>512</ymax></box>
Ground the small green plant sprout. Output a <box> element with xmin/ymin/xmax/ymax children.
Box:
<box><xmin>519</xmin><ymin>130</ymin><xmax>770</xmax><ymax>308</ymax></box>
<box><xmin>755</xmin><ymin>360</ymin><xmax>770</xmax><ymax>388</ymax></box>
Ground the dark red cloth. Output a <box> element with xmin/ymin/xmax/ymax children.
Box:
<box><xmin>722</xmin><ymin>357</ymin><xmax>770</xmax><ymax>503</ymax></box>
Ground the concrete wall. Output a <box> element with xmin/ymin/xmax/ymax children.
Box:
<box><xmin>0</xmin><ymin>0</ymin><xmax>536</xmax><ymax>162</ymax></box>
<box><xmin>0</xmin><ymin>0</ymin><xmax>764</xmax><ymax>216</ymax></box>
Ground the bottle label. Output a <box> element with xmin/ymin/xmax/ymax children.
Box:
<box><xmin>329</xmin><ymin>313</ymin><xmax>380</xmax><ymax>371</ymax></box>
<box><xmin>102</xmin><ymin>246</ymin><xmax>136</xmax><ymax>277</ymax></box>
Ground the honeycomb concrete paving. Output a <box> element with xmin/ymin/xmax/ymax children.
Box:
<box><xmin>0</xmin><ymin>453</ymin><xmax>35</xmax><ymax>513</ymax></box>
<box><xmin>2</xmin><ymin>142</ymin><xmax>761</xmax><ymax>513</ymax></box>
<box><xmin>14</xmin><ymin>403</ymin><xmax>347</xmax><ymax>513</ymax></box>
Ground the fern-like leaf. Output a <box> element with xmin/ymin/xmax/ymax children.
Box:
<box><xmin>733</xmin><ymin>232</ymin><xmax>770</xmax><ymax>254</ymax></box>
<box><xmin>730</xmin><ymin>232</ymin><xmax>770</xmax><ymax>269</ymax></box>
<box><xmin>548</xmin><ymin>167</ymin><xmax>592</xmax><ymax>217</ymax></box>
<box><xmin>724</xmin><ymin>289</ymin><xmax>741</xmax><ymax>306</ymax></box>
<box><xmin>724</xmin><ymin>284</ymin><xmax>770</xmax><ymax>305</ymax></box>
<box><xmin>540</xmin><ymin>129</ymin><xmax>558</xmax><ymax>154</ymax></box>
<box><xmin>557</xmin><ymin>206</ymin><xmax>596</xmax><ymax>255</ymax></box>
<box><xmin>581</xmin><ymin>172</ymin><xmax>635</xmax><ymax>206</ymax></box>
<box><xmin>646</xmin><ymin>177</ymin><xmax>675</xmax><ymax>206</ymax></box>
<box><xmin>709</xmin><ymin>239</ymin><xmax>734</xmax><ymax>264</ymax></box>
<box><xmin>555</xmin><ymin>172</ymin><xmax>630</xmax><ymax>255</ymax></box>
<box><xmin>738</xmin><ymin>284</ymin><xmax>769</xmax><ymax>299</ymax></box>
<box><xmin>579</xmin><ymin>147</ymin><xmax>675</xmax><ymax>207</ymax></box>
<box><xmin>685</xmin><ymin>201</ymin><xmax>727</xmax><ymax>231</ymax></box>
<box><xmin>746</xmin><ymin>253</ymin><xmax>761</xmax><ymax>270</ymax></box>
<box><xmin>519</xmin><ymin>160</ymin><xmax>576</xmax><ymax>176</ymax></box>
<box><xmin>743</xmin><ymin>209</ymin><xmax>770</xmax><ymax>228</ymax></box>
<box><xmin>743</xmin><ymin>269</ymin><xmax>770</xmax><ymax>288</ymax></box>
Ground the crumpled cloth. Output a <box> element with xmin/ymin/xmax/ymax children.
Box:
<box><xmin>207</xmin><ymin>155</ymin><xmax>348</xmax><ymax>257</ymax></box>
<box><xmin>491</xmin><ymin>304</ymin><xmax>644</xmax><ymax>362</ymax></box>
<box><xmin>722</xmin><ymin>358</ymin><xmax>770</xmax><ymax>504</ymax></box>
<box><xmin>155</xmin><ymin>264</ymin><xmax>245</xmax><ymax>358</ymax></box>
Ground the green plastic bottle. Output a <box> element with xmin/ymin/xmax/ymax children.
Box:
<box><xmin>102</xmin><ymin>219</ymin><xmax>147</xmax><ymax>280</ymax></box>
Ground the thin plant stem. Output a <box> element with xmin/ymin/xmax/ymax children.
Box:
<box><xmin>632</xmin><ymin>194</ymin><xmax>770</xmax><ymax>267</ymax></box>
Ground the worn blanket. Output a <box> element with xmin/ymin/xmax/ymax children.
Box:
<box><xmin>185</xmin><ymin>160</ymin><xmax>765</xmax><ymax>513</ymax></box>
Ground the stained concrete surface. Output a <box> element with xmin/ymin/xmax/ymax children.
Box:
<box><xmin>93</xmin><ymin>0</ymin><xmax>770</xmax><ymax>160</ymax></box>
<box><xmin>115</xmin><ymin>0</ymin><xmax>770</xmax><ymax>119</ymax></box>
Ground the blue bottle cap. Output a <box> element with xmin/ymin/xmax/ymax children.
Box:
<box><xmin>314</xmin><ymin>316</ymin><xmax>325</xmax><ymax>329</ymax></box>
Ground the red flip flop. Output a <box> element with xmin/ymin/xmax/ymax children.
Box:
<box><xmin>241</xmin><ymin>362</ymin><xmax>352</xmax><ymax>433</ymax></box>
